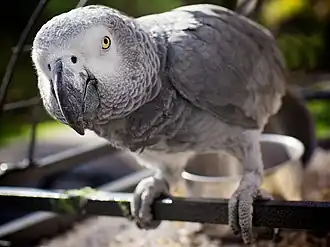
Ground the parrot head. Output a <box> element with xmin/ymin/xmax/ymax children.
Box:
<box><xmin>31</xmin><ymin>5</ymin><xmax>160</xmax><ymax>135</ymax></box>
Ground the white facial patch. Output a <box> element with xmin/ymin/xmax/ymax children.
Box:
<box><xmin>65</xmin><ymin>26</ymin><xmax>120</xmax><ymax>83</ymax></box>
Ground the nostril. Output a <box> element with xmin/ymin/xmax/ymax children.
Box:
<box><xmin>71</xmin><ymin>56</ymin><xmax>77</xmax><ymax>64</ymax></box>
<box><xmin>48</xmin><ymin>64</ymin><xmax>51</xmax><ymax>71</ymax></box>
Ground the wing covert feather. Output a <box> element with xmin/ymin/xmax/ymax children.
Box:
<box><xmin>165</xmin><ymin>5</ymin><xmax>286</xmax><ymax>129</ymax></box>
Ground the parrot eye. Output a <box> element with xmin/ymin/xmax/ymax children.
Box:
<box><xmin>101</xmin><ymin>36</ymin><xmax>111</xmax><ymax>49</ymax></box>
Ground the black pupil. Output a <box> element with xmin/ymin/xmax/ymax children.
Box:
<box><xmin>104</xmin><ymin>38</ymin><xmax>108</xmax><ymax>44</ymax></box>
<box><xmin>71</xmin><ymin>56</ymin><xmax>77</xmax><ymax>63</ymax></box>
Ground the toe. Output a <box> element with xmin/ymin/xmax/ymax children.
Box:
<box><xmin>228</xmin><ymin>193</ymin><xmax>240</xmax><ymax>235</ymax></box>
<box><xmin>139</xmin><ymin>190</ymin><xmax>156</xmax><ymax>222</ymax></box>
<box><xmin>131</xmin><ymin>176</ymin><xmax>168</xmax><ymax>230</ymax></box>
<box><xmin>238</xmin><ymin>193</ymin><xmax>254</xmax><ymax>243</ymax></box>
<box><xmin>131</xmin><ymin>176</ymin><xmax>159</xmax><ymax>218</ymax></box>
<box><xmin>136</xmin><ymin>217</ymin><xmax>161</xmax><ymax>230</ymax></box>
<box><xmin>229</xmin><ymin>189</ymin><xmax>256</xmax><ymax>244</ymax></box>
<box><xmin>131</xmin><ymin>188</ymin><xmax>142</xmax><ymax>219</ymax></box>
<box><xmin>137</xmin><ymin>190</ymin><xmax>161</xmax><ymax>229</ymax></box>
<box><xmin>257</xmin><ymin>188</ymin><xmax>273</xmax><ymax>201</ymax></box>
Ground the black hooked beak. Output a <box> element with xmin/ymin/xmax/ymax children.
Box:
<box><xmin>52</xmin><ymin>59</ymin><xmax>85</xmax><ymax>135</ymax></box>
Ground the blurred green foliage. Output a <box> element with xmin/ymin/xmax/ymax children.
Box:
<box><xmin>2</xmin><ymin>0</ymin><xmax>330</xmax><ymax>145</ymax></box>
<box><xmin>307</xmin><ymin>101</ymin><xmax>330</xmax><ymax>137</ymax></box>
<box><xmin>277</xmin><ymin>33</ymin><xmax>324</xmax><ymax>70</ymax></box>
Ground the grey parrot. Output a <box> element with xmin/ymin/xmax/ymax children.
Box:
<box><xmin>31</xmin><ymin>4</ymin><xmax>286</xmax><ymax>243</ymax></box>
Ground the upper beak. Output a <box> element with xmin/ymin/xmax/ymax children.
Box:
<box><xmin>52</xmin><ymin>59</ymin><xmax>85</xmax><ymax>135</ymax></box>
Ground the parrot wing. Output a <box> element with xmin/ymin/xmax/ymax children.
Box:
<box><xmin>164</xmin><ymin>4</ymin><xmax>286</xmax><ymax>129</ymax></box>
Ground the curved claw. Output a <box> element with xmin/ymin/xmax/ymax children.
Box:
<box><xmin>131</xmin><ymin>175</ymin><xmax>169</xmax><ymax>230</ymax></box>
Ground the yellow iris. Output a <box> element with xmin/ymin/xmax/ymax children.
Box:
<box><xmin>102</xmin><ymin>36</ymin><xmax>111</xmax><ymax>49</ymax></box>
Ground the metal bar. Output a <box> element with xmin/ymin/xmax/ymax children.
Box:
<box><xmin>0</xmin><ymin>0</ymin><xmax>49</xmax><ymax>114</ymax></box>
<box><xmin>302</xmin><ymin>90</ymin><xmax>330</xmax><ymax>101</ymax></box>
<box><xmin>0</xmin><ymin>169</ymin><xmax>153</xmax><ymax>239</ymax></box>
<box><xmin>3</xmin><ymin>97</ymin><xmax>40</xmax><ymax>112</ymax></box>
<box><xmin>11</xmin><ymin>45</ymin><xmax>32</xmax><ymax>53</ymax></box>
<box><xmin>27</xmin><ymin>120</ymin><xmax>38</xmax><ymax>166</ymax></box>
<box><xmin>0</xmin><ymin>187</ymin><xmax>329</xmax><ymax>231</ymax></box>
<box><xmin>76</xmin><ymin>0</ymin><xmax>89</xmax><ymax>8</ymax></box>
<box><xmin>0</xmin><ymin>142</ymin><xmax>117</xmax><ymax>186</ymax></box>
<box><xmin>235</xmin><ymin>0</ymin><xmax>264</xmax><ymax>19</ymax></box>
<box><xmin>27</xmin><ymin>106</ymin><xmax>39</xmax><ymax>166</ymax></box>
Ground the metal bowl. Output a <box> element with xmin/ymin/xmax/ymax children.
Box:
<box><xmin>182</xmin><ymin>134</ymin><xmax>305</xmax><ymax>201</ymax></box>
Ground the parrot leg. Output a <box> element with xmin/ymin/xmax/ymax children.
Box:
<box><xmin>227</xmin><ymin>131</ymin><xmax>275</xmax><ymax>244</ymax></box>
<box><xmin>131</xmin><ymin>170</ymin><xmax>170</xmax><ymax>229</ymax></box>
<box><xmin>228</xmin><ymin>172</ymin><xmax>273</xmax><ymax>243</ymax></box>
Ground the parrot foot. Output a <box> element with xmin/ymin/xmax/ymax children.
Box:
<box><xmin>131</xmin><ymin>174</ymin><xmax>169</xmax><ymax>230</ymax></box>
<box><xmin>228</xmin><ymin>184</ymin><xmax>275</xmax><ymax>244</ymax></box>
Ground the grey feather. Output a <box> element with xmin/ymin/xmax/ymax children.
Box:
<box><xmin>139</xmin><ymin>5</ymin><xmax>286</xmax><ymax>129</ymax></box>
<box><xmin>31</xmin><ymin>4</ymin><xmax>287</xmax><ymax>243</ymax></box>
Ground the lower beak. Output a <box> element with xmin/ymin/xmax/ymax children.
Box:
<box><xmin>52</xmin><ymin>59</ymin><xmax>85</xmax><ymax>135</ymax></box>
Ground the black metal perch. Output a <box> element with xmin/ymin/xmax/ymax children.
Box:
<box><xmin>1</xmin><ymin>186</ymin><xmax>330</xmax><ymax>231</ymax></box>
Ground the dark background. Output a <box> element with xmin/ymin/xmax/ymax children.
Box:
<box><xmin>1</xmin><ymin>0</ymin><xmax>330</xmax><ymax>145</ymax></box>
